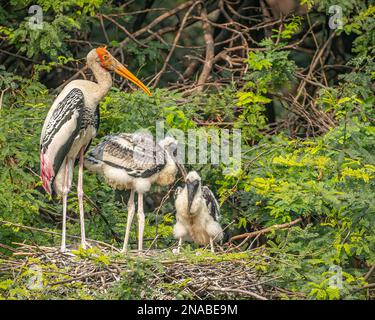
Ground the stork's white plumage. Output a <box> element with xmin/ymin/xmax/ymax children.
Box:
<box><xmin>84</xmin><ymin>133</ymin><xmax>179</xmax><ymax>253</ymax></box>
<box><xmin>40</xmin><ymin>47</ymin><xmax>151</xmax><ymax>252</ymax></box>
<box><xmin>174</xmin><ymin>171</ymin><xmax>223</xmax><ymax>253</ymax></box>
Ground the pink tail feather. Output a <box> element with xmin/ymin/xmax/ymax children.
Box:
<box><xmin>40</xmin><ymin>153</ymin><xmax>54</xmax><ymax>195</ymax></box>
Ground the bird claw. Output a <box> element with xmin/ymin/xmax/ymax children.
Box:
<box><xmin>80</xmin><ymin>241</ymin><xmax>90</xmax><ymax>250</ymax></box>
<box><xmin>136</xmin><ymin>250</ymin><xmax>146</xmax><ymax>257</ymax></box>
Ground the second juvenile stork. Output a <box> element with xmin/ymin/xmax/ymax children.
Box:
<box><xmin>174</xmin><ymin>171</ymin><xmax>223</xmax><ymax>253</ymax></box>
<box><xmin>84</xmin><ymin>133</ymin><xmax>180</xmax><ymax>253</ymax></box>
<box><xmin>40</xmin><ymin>47</ymin><xmax>151</xmax><ymax>252</ymax></box>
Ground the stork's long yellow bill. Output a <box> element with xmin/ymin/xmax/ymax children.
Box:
<box><xmin>96</xmin><ymin>46</ymin><xmax>152</xmax><ymax>96</ymax></box>
<box><xmin>113</xmin><ymin>62</ymin><xmax>152</xmax><ymax>96</ymax></box>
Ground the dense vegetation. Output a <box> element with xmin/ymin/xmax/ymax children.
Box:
<box><xmin>0</xmin><ymin>0</ymin><xmax>374</xmax><ymax>299</ymax></box>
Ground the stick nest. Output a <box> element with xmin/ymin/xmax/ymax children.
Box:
<box><xmin>0</xmin><ymin>242</ymin><xmax>303</xmax><ymax>300</ymax></box>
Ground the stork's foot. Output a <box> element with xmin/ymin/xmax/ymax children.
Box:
<box><xmin>80</xmin><ymin>241</ymin><xmax>90</xmax><ymax>250</ymax></box>
<box><xmin>173</xmin><ymin>238</ymin><xmax>182</xmax><ymax>255</ymax></box>
<box><xmin>60</xmin><ymin>240</ymin><xmax>68</xmax><ymax>253</ymax></box>
<box><xmin>120</xmin><ymin>247</ymin><xmax>129</xmax><ymax>254</ymax></box>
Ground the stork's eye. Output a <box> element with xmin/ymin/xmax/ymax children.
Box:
<box><xmin>173</xmin><ymin>149</ymin><xmax>177</xmax><ymax>157</ymax></box>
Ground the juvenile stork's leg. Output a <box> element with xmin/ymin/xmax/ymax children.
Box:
<box><xmin>77</xmin><ymin>146</ymin><xmax>87</xmax><ymax>249</ymax></box>
<box><xmin>177</xmin><ymin>238</ymin><xmax>182</xmax><ymax>254</ymax></box>
<box><xmin>122</xmin><ymin>189</ymin><xmax>135</xmax><ymax>253</ymax></box>
<box><xmin>61</xmin><ymin>159</ymin><xmax>70</xmax><ymax>252</ymax></box>
<box><xmin>137</xmin><ymin>193</ymin><xmax>145</xmax><ymax>253</ymax></box>
<box><xmin>210</xmin><ymin>237</ymin><xmax>215</xmax><ymax>253</ymax></box>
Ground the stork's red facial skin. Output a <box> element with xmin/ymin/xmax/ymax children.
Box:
<box><xmin>95</xmin><ymin>47</ymin><xmax>152</xmax><ymax>96</ymax></box>
<box><xmin>96</xmin><ymin>47</ymin><xmax>110</xmax><ymax>67</ymax></box>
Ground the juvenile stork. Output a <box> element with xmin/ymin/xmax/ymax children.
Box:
<box><xmin>40</xmin><ymin>47</ymin><xmax>151</xmax><ymax>252</ymax></box>
<box><xmin>84</xmin><ymin>133</ymin><xmax>179</xmax><ymax>253</ymax></box>
<box><xmin>174</xmin><ymin>171</ymin><xmax>223</xmax><ymax>253</ymax></box>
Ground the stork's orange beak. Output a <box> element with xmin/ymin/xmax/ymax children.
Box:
<box><xmin>96</xmin><ymin>47</ymin><xmax>151</xmax><ymax>96</ymax></box>
<box><xmin>112</xmin><ymin>61</ymin><xmax>152</xmax><ymax>96</ymax></box>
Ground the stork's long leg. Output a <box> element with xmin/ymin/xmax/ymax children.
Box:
<box><xmin>77</xmin><ymin>146</ymin><xmax>87</xmax><ymax>249</ymax></box>
<box><xmin>61</xmin><ymin>159</ymin><xmax>70</xmax><ymax>252</ymax></box>
<box><xmin>210</xmin><ymin>237</ymin><xmax>215</xmax><ymax>253</ymax></box>
<box><xmin>137</xmin><ymin>193</ymin><xmax>145</xmax><ymax>252</ymax></box>
<box><xmin>122</xmin><ymin>189</ymin><xmax>135</xmax><ymax>253</ymax></box>
<box><xmin>177</xmin><ymin>238</ymin><xmax>182</xmax><ymax>254</ymax></box>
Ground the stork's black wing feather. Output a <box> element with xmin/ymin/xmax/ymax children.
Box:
<box><xmin>83</xmin><ymin>104</ymin><xmax>100</xmax><ymax>154</ymax></box>
<box><xmin>202</xmin><ymin>186</ymin><xmax>220</xmax><ymax>221</ymax></box>
<box><xmin>40</xmin><ymin>88</ymin><xmax>84</xmax><ymax>194</ymax></box>
<box><xmin>89</xmin><ymin>133</ymin><xmax>167</xmax><ymax>178</ymax></box>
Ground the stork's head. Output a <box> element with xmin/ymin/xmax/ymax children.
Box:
<box><xmin>185</xmin><ymin>171</ymin><xmax>201</xmax><ymax>213</ymax></box>
<box><xmin>159</xmin><ymin>136</ymin><xmax>178</xmax><ymax>157</ymax></box>
<box><xmin>159</xmin><ymin>136</ymin><xmax>187</xmax><ymax>178</ymax></box>
<box><xmin>87</xmin><ymin>47</ymin><xmax>151</xmax><ymax>96</ymax></box>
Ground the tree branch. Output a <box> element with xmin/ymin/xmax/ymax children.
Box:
<box><xmin>196</xmin><ymin>5</ymin><xmax>215</xmax><ymax>92</ymax></box>
<box><xmin>229</xmin><ymin>217</ymin><xmax>303</xmax><ymax>242</ymax></box>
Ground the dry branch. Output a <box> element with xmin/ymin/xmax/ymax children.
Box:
<box><xmin>196</xmin><ymin>5</ymin><xmax>215</xmax><ymax>92</ymax></box>
<box><xmin>229</xmin><ymin>217</ymin><xmax>303</xmax><ymax>242</ymax></box>
<box><xmin>150</xmin><ymin>1</ymin><xmax>201</xmax><ymax>87</ymax></box>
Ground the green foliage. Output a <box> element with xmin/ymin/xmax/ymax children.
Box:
<box><xmin>0</xmin><ymin>0</ymin><xmax>374</xmax><ymax>300</ymax></box>
<box><xmin>105</xmin><ymin>256</ymin><xmax>163</xmax><ymax>300</ymax></box>
<box><xmin>2</xmin><ymin>0</ymin><xmax>104</xmax><ymax>58</ymax></box>
<box><xmin>236</xmin><ymin>25</ymin><xmax>298</xmax><ymax>141</ymax></box>
<box><xmin>0</xmin><ymin>257</ymin><xmax>92</xmax><ymax>300</ymax></box>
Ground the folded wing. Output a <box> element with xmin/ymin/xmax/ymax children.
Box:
<box><xmin>40</xmin><ymin>88</ymin><xmax>84</xmax><ymax>194</ymax></box>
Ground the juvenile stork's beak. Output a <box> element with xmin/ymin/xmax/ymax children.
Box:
<box><xmin>187</xmin><ymin>180</ymin><xmax>199</xmax><ymax>212</ymax></box>
<box><xmin>96</xmin><ymin>47</ymin><xmax>152</xmax><ymax>96</ymax></box>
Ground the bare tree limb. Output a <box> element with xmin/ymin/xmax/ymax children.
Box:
<box><xmin>229</xmin><ymin>217</ymin><xmax>303</xmax><ymax>242</ymax></box>
<box><xmin>196</xmin><ymin>5</ymin><xmax>215</xmax><ymax>92</ymax></box>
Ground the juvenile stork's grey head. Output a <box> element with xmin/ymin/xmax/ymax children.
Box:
<box><xmin>185</xmin><ymin>171</ymin><xmax>201</xmax><ymax>212</ymax></box>
<box><xmin>159</xmin><ymin>136</ymin><xmax>178</xmax><ymax>157</ymax></box>
<box><xmin>159</xmin><ymin>136</ymin><xmax>187</xmax><ymax>177</ymax></box>
<box><xmin>159</xmin><ymin>136</ymin><xmax>187</xmax><ymax>176</ymax></box>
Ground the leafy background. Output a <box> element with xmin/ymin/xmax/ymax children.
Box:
<box><xmin>0</xmin><ymin>0</ymin><xmax>374</xmax><ymax>299</ymax></box>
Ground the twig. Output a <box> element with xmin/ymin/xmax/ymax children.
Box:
<box><xmin>364</xmin><ymin>263</ymin><xmax>375</xmax><ymax>282</ymax></box>
<box><xmin>196</xmin><ymin>5</ymin><xmax>214</xmax><ymax>92</ymax></box>
<box><xmin>206</xmin><ymin>286</ymin><xmax>268</xmax><ymax>300</ymax></box>
<box><xmin>150</xmin><ymin>1</ymin><xmax>201</xmax><ymax>88</ymax></box>
<box><xmin>0</xmin><ymin>220</ymin><xmax>120</xmax><ymax>252</ymax></box>
<box><xmin>114</xmin><ymin>0</ymin><xmax>198</xmax><ymax>55</ymax></box>
<box><xmin>229</xmin><ymin>217</ymin><xmax>303</xmax><ymax>242</ymax></box>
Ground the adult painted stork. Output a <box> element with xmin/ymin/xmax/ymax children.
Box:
<box><xmin>40</xmin><ymin>47</ymin><xmax>151</xmax><ymax>252</ymax></box>
<box><xmin>84</xmin><ymin>133</ymin><xmax>180</xmax><ymax>253</ymax></box>
<box><xmin>173</xmin><ymin>171</ymin><xmax>223</xmax><ymax>253</ymax></box>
